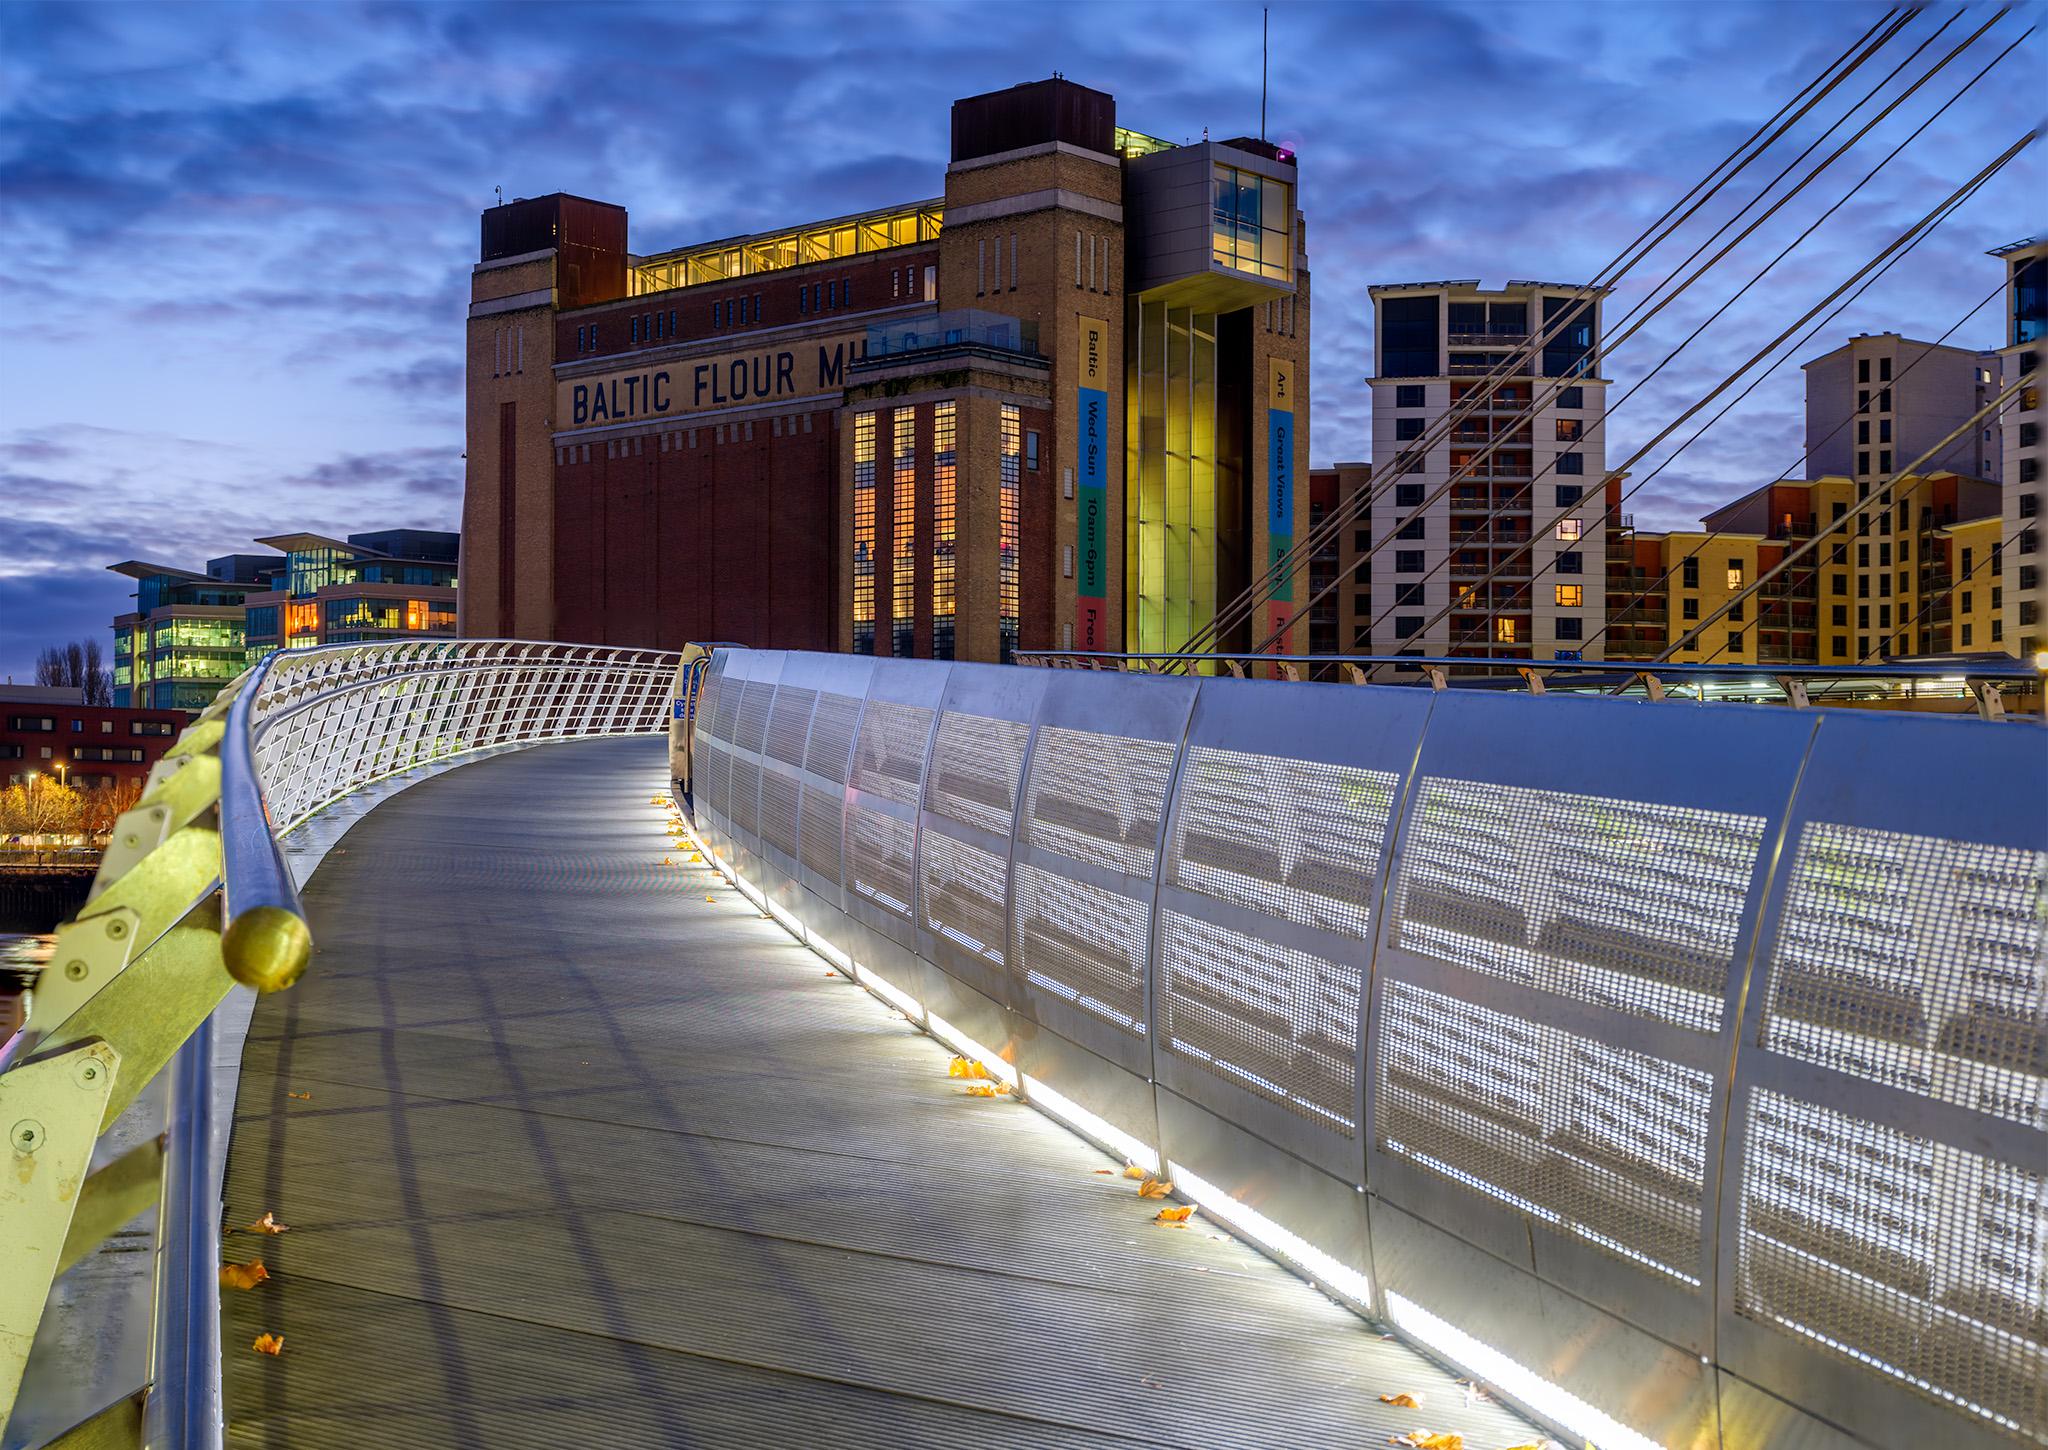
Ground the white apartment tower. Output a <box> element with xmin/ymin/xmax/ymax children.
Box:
<box><xmin>1991</xmin><ymin>237</ymin><xmax>2045</xmax><ymax>660</ymax></box>
<box><xmin>1365</xmin><ymin>279</ymin><xmax>1610</xmax><ymax>660</ymax></box>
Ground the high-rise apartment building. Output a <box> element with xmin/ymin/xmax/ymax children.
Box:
<box><xmin>1364</xmin><ymin>280</ymin><xmax>1607</xmax><ymax>660</ymax></box>
<box><xmin>1991</xmin><ymin>237</ymin><xmax>2045</xmax><ymax>659</ymax></box>
<box><xmin>462</xmin><ymin>78</ymin><xmax>1310</xmax><ymax>665</ymax></box>
<box><xmin>1802</xmin><ymin>333</ymin><xmax>2002</xmax><ymax>486</ymax></box>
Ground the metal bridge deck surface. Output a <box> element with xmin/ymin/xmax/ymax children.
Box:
<box><xmin>219</xmin><ymin>737</ymin><xmax>1539</xmax><ymax>1449</ymax></box>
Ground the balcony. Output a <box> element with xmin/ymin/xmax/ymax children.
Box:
<box><xmin>1449</xmin><ymin>360</ymin><xmax>1532</xmax><ymax>376</ymax></box>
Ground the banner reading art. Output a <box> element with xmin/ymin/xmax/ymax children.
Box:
<box><xmin>1267</xmin><ymin>355</ymin><xmax>1296</xmax><ymax>613</ymax></box>
<box><xmin>1075</xmin><ymin>314</ymin><xmax>1111</xmax><ymax>650</ymax></box>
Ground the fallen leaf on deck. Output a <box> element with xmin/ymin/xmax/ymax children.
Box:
<box><xmin>1093</xmin><ymin>1168</ymin><xmax>1114</xmax><ymax>1175</ymax></box>
<box><xmin>947</xmin><ymin>1056</ymin><xmax>992</xmax><ymax>1080</ymax></box>
<box><xmin>706</xmin><ymin>896</ymin><xmax>716</xmax><ymax>903</ymax></box>
<box><xmin>1123</xmin><ymin>1164</ymin><xmax>1148</xmax><ymax>1180</ymax></box>
<box><xmin>1154</xmin><ymin>1205</ymin><xmax>1195</xmax><ymax>1224</ymax></box>
<box><xmin>1389</xmin><ymin>1434</ymin><xmax>1462</xmax><ymax>1450</ymax></box>
<box><xmin>1380</xmin><ymin>1392</ymin><xmax>1422</xmax><ymax>1408</ymax></box>
<box><xmin>219</xmin><ymin>1260</ymin><xmax>270</xmax><ymax>1290</ymax></box>
<box><xmin>242</xmin><ymin>1213</ymin><xmax>290</xmax><ymax>1235</ymax></box>
<box><xmin>1139</xmin><ymin>1375</ymin><xmax>1163</xmax><ymax>1390</ymax></box>
<box><xmin>252</xmin><ymin>1333</ymin><xmax>284</xmax><ymax>1356</ymax></box>
<box><xmin>286</xmin><ymin>1091</ymin><xmax>311</xmax><ymax>1101</ymax></box>
<box><xmin>824</xmin><ymin>970</ymin><xmax>838</xmax><ymax>978</ymax></box>
<box><xmin>1137</xmin><ymin>1177</ymin><xmax>1173</xmax><ymax>1199</ymax></box>
<box><xmin>960</xmin><ymin>1081</ymin><xmax>1011</xmax><ymax>1097</ymax></box>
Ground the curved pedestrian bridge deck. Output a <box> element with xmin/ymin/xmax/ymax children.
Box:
<box><xmin>219</xmin><ymin>737</ymin><xmax>1539</xmax><ymax>1448</ymax></box>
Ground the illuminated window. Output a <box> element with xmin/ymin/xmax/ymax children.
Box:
<box><xmin>892</xmin><ymin>408</ymin><xmax>916</xmax><ymax>657</ymax></box>
<box><xmin>1001</xmin><ymin>405</ymin><xmax>1022</xmax><ymax>663</ymax></box>
<box><xmin>1556</xmin><ymin>518</ymin><xmax>1582</xmax><ymax>541</ymax></box>
<box><xmin>853</xmin><ymin>412</ymin><xmax>877</xmax><ymax>654</ymax></box>
<box><xmin>1212</xmin><ymin>165</ymin><xmax>1292</xmax><ymax>281</ymax></box>
<box><xmin>1554</xmin><ymin>584</ymin><xmax>1582</xmax><ymax>607</ymax></box>
<box><xmin>1726</xmin><ymin>564</ymin><xmax>1743</xmax><ymax>589</ymax></box>
<box><xmin>1495</xmin><ymin>617</ymin><xmax>1517</xmax><ymax>644</ymax></box>
<box><xmin>932</xmin><ymin>402</ymin><xmax>957</xmax><ymax>660</ymax></box>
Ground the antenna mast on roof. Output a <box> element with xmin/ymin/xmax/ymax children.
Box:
<box><xmin>1260</xmin><ymin>7</ymin><xmax>1269</xmax><ymax>139</ymax></box>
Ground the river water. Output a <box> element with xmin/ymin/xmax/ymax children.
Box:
<box><xmin>1</xmin><ymin>930</ymin><xmax>49</xmax><ymax>1043</ymax></box>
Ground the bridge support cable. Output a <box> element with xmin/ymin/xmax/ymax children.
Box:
<box><xmin>1173</xmin><ymin>6</ymin><xmax>1921</xmax><ymax>664</ymax></box>
<box><xmin>1660</xmin><ymin>369</ymin><xmax>2038</xmax><ymax>667</ymax></box>
<box><xmin>1335</xmin><ymin>122</ymin><xmax>2038</xmax><ymax>666</ymax></box>
<box><xmin>1574</xmin><ymin>274</ymin><xmax>2010</xmax><ymax>658</ymax></box>
<box><xmin>1235</xmin><ymin>6</ymin><xmax>2009</xmax><ymax>666</ymax></box>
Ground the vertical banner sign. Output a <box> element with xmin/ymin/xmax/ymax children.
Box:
<box><xmin>1266</xmin><ymin>356</ymin><xmax>1296</xmax><ymax>652</ymax></box>
<box><xmin>1075</xmin><ymin>315</ymin><xmax>1111</xmax><ymax>650</ymax></box>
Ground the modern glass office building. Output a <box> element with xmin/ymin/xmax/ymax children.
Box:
<box><xmin>111</xmin><ymin>529</ymin><xmax>458</xmax><ymax>711</ymax></box>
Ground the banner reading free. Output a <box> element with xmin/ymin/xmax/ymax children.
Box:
<box><xmin>1075</xmin><ymin>315</ymin><xmax>1111</xmax><ymax>649</ymax></box>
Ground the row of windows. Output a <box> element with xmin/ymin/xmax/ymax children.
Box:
<box><xmin>1855</xmin><ymin>355</ymin><xmax>1894</xmax><ymax>384</ymax></box>
<box><xmin>552</xmin><ymin>412</ymin><xmax>819</xmax><ymax>465</ymax></box>
<box><xmin>1075</xmin><ymin>230</ymin><xmax>1116</xmax><ymax>294</ymax></box>
<box><xmin>1263</xmin><ymin>295</ymin><xmax>1298</xmax><ymax>337</ymax></box>
<box><xmin>8</xmin><ymin>714</ymin><xmax>176</xmax><ymax>736</ymax></box>
<box><xmin>798</xmin><ymin>278</ymin><xmax>851</xmax><ymax>315</ymax></box>
<box><xmin>891</xmin><ymin>265</ymin><xmax>936</xmax><ymax>302</ymax></box>
<box><xmin>1393</xmin><ymin>383</ymin><xmax>1587</xmax><ymax>411</ymax></box>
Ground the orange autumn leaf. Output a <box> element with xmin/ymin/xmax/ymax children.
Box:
<box><xmin>1093</xmin><ymin>1168</ymin><xmax>1114</xmax><ymax>1175</ymax></box>
<box><xmin>946</xmin><ymin>1056</ymin><xmax>992</xmax><ymax>1080</ymax></box>
<box><xmin>1389</xmin><ymin>1434</ymin><xmax>1462</xmax><ymax>1450</ymax></box>
<box><xmin>960</xmin><ymin>1081</ymin><xmax>1011</xmax><ymax>1097</ymax></box>
<box><xmin>1137</xmin><ymin>1177</ymin><xmax>1174</xmax><ymax>1199</ymax></box>
<box><xmin>242</xmin><ymin>1212</ymin><xmax>290</xmax><ymax>1235</ymax></box>
<box><xmin>1379</xmin><ymin>1392</ymin><xmax>1422</xmax><ymax>1408</ymax></box>
<box><xmin>219</xmin><ymin>1260</ymin><xmax>270</xmax><ymax>1291</ymax></box>
<box><xmin>1154</xmin><ymin>1204</ymin><xmax>1195</xmax><ymax>1224</ymax></box>
<box><xmin>1123</xmin><ymin>1164</ymin><xmax>1148</xmax><ymax>1180</ymax></box>
<box><xmin>287</xmin><ymin>1091</ymin><xmax>311</xmax><ymax>1101</ymax></box>
<box><xmin>251</xmin><ymin>1333</ymin><xmax>284</xmax><ymax>1356</ymax></box>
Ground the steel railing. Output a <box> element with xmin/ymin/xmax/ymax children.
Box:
<box><xmin>690</xmin><ymin>645</ymin><xmax>2047</xmax><ymax>1450</ymax></box>
<box><xmin>1</xmin><ymin>639</ymin><xmax>680</xmax><ymax>1450</ymax></box>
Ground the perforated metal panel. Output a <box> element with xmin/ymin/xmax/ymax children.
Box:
<box><xmin>848</xmin><ymin>802</ymin><xmax>916</xmax><ymax>917</ymax></box>
<box><xmin>927</xmin><ymin>712</ymin><xmax>1030</xmax><ymax>836</ymax></box>
<box><xmin>921</xmin><ymin>830</ymin><xmax>1009</xmax><ymax>965</ymax></box>
<box><xmin>709</xmin><ymin>669</ymin><xmax>740</xmax><ymax>746</ymax></box>
<box><xmin>1377</xmin><ymin>980</ymin><xmax>1711</xmax><ymax>1283</ymax></box>
<box><xmin>1014</xmin><ymin>862</ymin><xmax>1150</xmax><ymax>1035</ymax></box>
<box><xmin>729</xmin><ymin>752</ymin><xmax>760</xmax><ymax>838</ymax></box>
<box><xmin>1161</xmin><ymin>910</ymin><xmax>1358</xmax><ymax>1135</ymax></box>
<box><xmin>1171</xmin><ymin>746</ymin><xmax>1396</xmax><ymax>940</ymax></box>
<box><xmin>734</xmin><ymin>678</ymin><xmax>773</xmax><ymax>755</ymax></box>
<box><xmin>1393</xmin><ymin>777</ymin><xmax>1766</xmax><ymax>1035</ymax></box>
<box><xmin>806</xmin><ymin>692</ymin><xmax>863</xmax><ymax>782</ymax></box>
<box><xmin>852</xmin><ymin>700</ymin><xmax>933</xmax><ymax>809</ymax></box>
<box><xmin>765</xmin><ymin>685</ymin><xmax>816</xmax><ymax>768</ymax></box>
<box><xmin>799</xmin><ymin>783</ymin><xmax>844</xmax><ymax>885</ymax></box>
<box><xmin>1761</xmin><ymin>822</ymin><xmax>2047</xmax><ymax>1130</ymax></box>
<box><xmin>759</xmin><ymin>767</ymin><xmax>799</xmax><ymax>860</ymax></box>
<box><xmin>1736</xmin><ymin>1088</ymin><xmax>2047</xmax><ymax>1438</ymax></box>
<box><xmin>1022</xmin><ymin>725</ymin><xmax>1176</xmax><ymax>877</ymax></box>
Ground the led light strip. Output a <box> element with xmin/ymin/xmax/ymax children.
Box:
<box><xmin>1166</xmin><ymin>1162</ymin><xmax>1373</xmax><ymax>1308</ymax></box>
<box><xmin>1386</xmin><ymin>1291</ymin><xmax>1663</xmax><ymax>1450</ymax></box>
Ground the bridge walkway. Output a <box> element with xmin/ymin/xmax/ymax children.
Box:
<box><xmin>217</xmin><ymin>736</ymin><xmax>1539</xmax><ymax>1448</ymax></box>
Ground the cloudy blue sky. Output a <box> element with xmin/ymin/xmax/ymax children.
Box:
<box><xmin>1</xmin><ymin>0</ymin><xmax>2040</xmax><ymax>680</ymax></box>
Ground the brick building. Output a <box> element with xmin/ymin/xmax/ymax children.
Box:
<box><xmin>1</xmin><ymin>686</ymin><xmax>184</xmax><ymax>790</ymax></box>
<box><xmin>462</xmin><ymin>77</ymin><xmax>1311</xmax><ymax>663</ymax></box>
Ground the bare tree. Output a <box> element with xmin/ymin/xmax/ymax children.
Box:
<box><xmin>74</xmin><ymin>779</ymin><xmax>142</xmax><ymax>846</ymax></box>
<box><xmin>34</xmin><ymin>639</ymin><xmax>113</xmax><ymax>705</ymax></box>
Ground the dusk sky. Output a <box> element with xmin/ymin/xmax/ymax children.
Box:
<box><xmin>1</xmin><ymin>0</ymin><xmax>2040</xmax><ymax>681</ymax></box>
